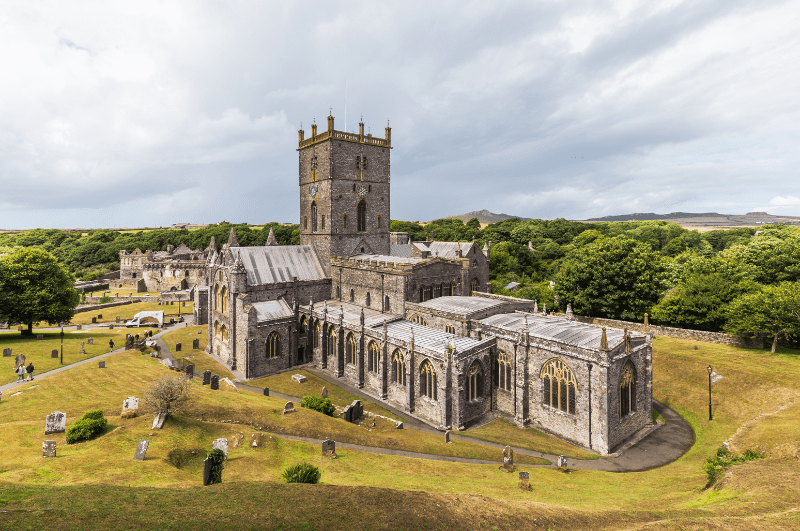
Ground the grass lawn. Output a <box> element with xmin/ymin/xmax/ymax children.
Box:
<box><xmin>248</xmin><ymin>369</ymin><xmax>404</xmax><ymax>421</ymax></box>
<box><xmin>464</xmin><ymin>417</ymin><xmax>602</xmax><ymax>459</ymax></box>
<box><xmin>1</xmin><ymin>337</ymin><xmax>799</xmax><ymax>530</ymax></box>
<box><xmin>88</xmin><ymin>288</ymin><xmax>161</xmax><ymax>297</ymax></box>
<box><xmin>0</xmin><ymin>329</ymin><xmax>134</xmax><ymax>386</ymax></box>
<box><xmin>161</xmin><ymin>325</ymin><xmax>234</xmax><ymax>378</ymax></box>
<box><xmin>69</xmin><ymin>301</ymin><xmax>193</xmax><ymax>326</ymax></box>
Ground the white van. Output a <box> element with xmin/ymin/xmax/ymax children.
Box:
<box><xmin>126</xmin><ymin>311</ymin><xmax>164</xmax><ymax>328</ymax></box>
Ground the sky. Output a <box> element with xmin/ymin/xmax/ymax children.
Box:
<box><xmin>1</xmin><ymin>0</ymin><xmax>799</xmax><ymax>229</ymax></box>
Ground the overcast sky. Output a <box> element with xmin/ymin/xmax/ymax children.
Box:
<box><xmin>1</xmin><ymin>0</ymin><xmax>798</xmax><ymax>229</ymax></box>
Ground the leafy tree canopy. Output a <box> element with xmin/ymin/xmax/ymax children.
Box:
<box><xmin>725</xmin><ymin>281</ymin><xmax>800</xmax><ymax>353</ymax></box>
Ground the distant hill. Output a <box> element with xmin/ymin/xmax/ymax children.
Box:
<box><xmin>582</xmin><ymin>211</ymin><xmax>800</xmax><ymax>228</ymax></box>
<box><xmin>446</xmin><ymin>209</ymin><xmax>531</xmax><ymax>224</ymax></box>
<box><xmin>586</xmin><ymin>212</ymin><xmax>720</xmax><ymax>222</ymax></box>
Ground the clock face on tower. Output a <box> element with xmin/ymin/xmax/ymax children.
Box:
<box><xmin>357</xmin><ymin>185</ymin><xmax>368</xmax><ymax>198</ymax></box>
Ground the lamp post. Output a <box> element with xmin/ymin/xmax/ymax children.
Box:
<box><xmin>707</xmin><ymin>365</ymin><xmax>713</xmax><ymax>421</ymax></box>
<box><xmin>60</xmin><ymin>321</ymin><xmax>64</xmax><ymax>365</ymax></box>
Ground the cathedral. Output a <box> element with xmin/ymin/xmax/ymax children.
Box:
<box><xmin>125</xmin><ymin>113</ymin><xmax>654</xmax><ymax>454</ymax></box>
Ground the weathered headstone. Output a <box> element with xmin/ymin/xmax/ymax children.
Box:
<box><xmin>444</xmin><ymin>430</ymin><xmax>450</xmax><ymax>443</ymax></box>
<box><xmin>518</xmin><ymin>471</ymin><xmax>531</xmax><ymax>490</ymax></box>
<box><xmin>76</xmin><ymin>324</ymin><xmax>82</xmax><ymax>330</ymax></box>
<box><xmin>342</xmin><ymin>405</ymin><xmax>352</xmax><ymax>422</ymax></box>
<box><xmin>51</xmin><ymin>349</ymin><xmax>59</xmax><ymax>358</ymax></box>
<box><xmin>122</xmin><ymin>396</ymin><xmax>139</xmax><ymax>418</ymax></box>
<box><xmin>98</xmin><ymin>361</ymin><xmax>105</xmax><ymax>368</ymax></box>
<box><xmin>163</xmin><ymin>358</ymin><xmax>174</xmax><ymax>370</ymax></box>
<box><xmin>322</xmin><ymin>439</ymin><xmax>336</xmax><ymax>458</ymax></box>
<box><xmin>175</xmin><ymin>343</ymin><xmax>181</xmax><ymax>352</ymax></box>
<box><xmin>263</xmin><ymin>387</ymin><xmax>270</xmax><ymax>396</ymax></box>
<box><xmin>192</xmin><ymin>339</ymin><xmax>200</xmax><ymax>349</ymax></box>
<box><xmin>80</xmin><ymin>342</ymin><xmax>86</xmax><ymax>354</ymax></box>
<box><xmin>518</xmin><ymin>471</ymin><xmax>529</xmax><ymax>480</ymax></box>
<box><xmin>2</xmin><ymin>347</ymin><xmax>10</xmax><ymax>357</ymax></box>
<box><xmin>503</xmin><ymin>446</ymin><xmax>514</xmax><ymax>468</ymax></box>
<box><xmin>202</xmin><ymin>458</ymin><xmax>212</xmax><ymax>486</ymax></box>
<box><xmin>283</xmin><ymin>401</ymin><xmax>295</xmax><ymax>415</ymax></box>
<box><xmin>15</xmin><ymin>354</ymin><xmax>25</xmax><ymax>367</ymax></box>
<box><xmin>557</xmin><ymin>455</ymin><xmax>567</xmax><ymax>468</ymax></box>
<box><xmin>116</xmin><ymin>316</ymin><xmax>120</xmax><ymax>323</ymax></box>
<box><xmin>152</xmin><ymin>412</ymin><xmax>167</xmax><ymax>429</ymax></box>
<box><xmin>395</xmin><ymin>422</ymin><xmax>403</xmax><ymax>429</ymax></box>
<box><xmin>349</xmin><ymin>400</ymin><xmax>363</xmax><ymax>421</ymax></box>
<box><xmin>321</xmin><ymin>387</ymin><xmax>328</xmax><ymax>398</ymax></box>
<box><xmin>36</xmin><ymin>334</ymin><xmax>44</xmax><ymax>340</ymax></box>
<box><xmin>210</xmin><ymin>375</ymin><xmax>219</xmax><ymax>390</ymax></box>
<box><xmin>91</xmin><ymin>317</ymin><xmax>96</xmax><ymax>324</ymax></box>
<box><xmin>185</xmin><ymin>363</ymin><xmax>194</xmax><ymax>380</ymax></box>
<box><xmin>42</xmin><ymin>440</ymin><xmax>57</xmax><ymax>458</ymax></box>
<box><xmin>134</xmin><ymin>439</ymin><xmax>149</xmax><ymax>460</ymax></box>
<box><xmin>45</xmin><ymin>411</ymin><xmax>66</xmax><ymax>434</ymax></box>
<box><xmin>291</xmin><ymin>374</ymin><xmax>307</xmax><ymax>383</ymax></box>
<box><xmin>88</xmin><ymin>338</ymin><xmax>94</xmax><ymax>345</ymax></box>
<box><xmin>98</xmin><ymin>314</ymin><xmax>103</xmax><ymax>319</ymax></box>
<box><xmin>203</xmin><ymin>370</ymin><xmax>211</xmax><ymax>385</ymax></box>
<box><xmin>212</xmin><ymin>438</ymin><xmax>229</xmax><ymax>458</ymax></box>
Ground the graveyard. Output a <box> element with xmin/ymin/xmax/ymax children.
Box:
<box><xmin>68</xmin><ymin>301</ymin><xmax>193</xmax><ymax>326</ymax></box>
<box><xmin>0</xmin><ymin>333</ymin><xmax>799</xmax><ymax>529</ymax></box>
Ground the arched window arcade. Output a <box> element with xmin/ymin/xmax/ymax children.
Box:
<box><xmin>266</xmin><ymin>331</ymin><xmax>281</xmax><ymax>359</ymax></box>
<box><xmin>420</xmin><ymin>360</ymin><xmax>437</xmax><ymax>400</ymax></box>
<box><xmin>541</xmin><ymin>359</ymin><xmax>577</xmax><ymax>414</ymax></box>
<box><xmin>392</xmin><ymin>350</ymin><xmax>406</xmax><ymax>385</ymax></box>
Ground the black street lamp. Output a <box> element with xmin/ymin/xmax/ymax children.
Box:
<box><xmin>59</xmin><ymin>322</ymin><xmax>65</xmax><ymax>365</ymax></box>
<box><xmin>707</xmin><ymin>365</ymin><xmax>713</xmax><ymax>421</ymax></box>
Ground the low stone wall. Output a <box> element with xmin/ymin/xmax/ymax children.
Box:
<box><xmin>83</xmin><ymin>295</ymin><xmax>160</xmax><ymax>304</ymax></box>
<box><xmin>74</xmin><ymin>300</ymin><xmax>134</xmax><ymax>314</ymax></box>
<box><xmin>554</xmin><ymin>313</ymin><xmax>763</xmax><ymax>349</ymax></box>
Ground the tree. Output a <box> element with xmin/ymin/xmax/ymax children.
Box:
<box><xmin>143</xmin><ymin>375</ymin><xmax>192</xmax><ymax>417</ymax></box>
<box><xmin>554</xmin><ymin>237</ymin><xmax>668</xmax><ymax>321</ymax></box>
<box><xmin>0</xmin><ymin>247</ymin><xmax>79</xmax><ymax>334</ymax></box>
<box><xmin>725</xmin><ymin>282</ymin><xmax>800</xmax><ymax>353</ymax></box>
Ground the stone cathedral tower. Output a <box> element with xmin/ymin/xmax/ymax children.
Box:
<box><xmin>298</xmin><ymin>113</ymin><xmax>392</xmax><ymax>266</ymax></box>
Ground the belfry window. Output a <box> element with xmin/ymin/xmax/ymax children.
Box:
<box><xmin>541</xmin><ymin>359</ymin><xmax>577</xmax><ymax>414</ymax></box>
<box><xmin>357</xmin><ymin>200</ymin><xmax>367</xmax><ymax>232</ymax></box>
<box><xmin>311</xmin><ymin>202</ymin><xmax>317</xmax><ymax>233</ymax></box>
<box><xmin>620</xmin><ymin>361</ymin><xmax>637</xmax><ymax>417</ymax></box>
<box><xmin>321</xmin><ymin>215</ymin><xmax>325</xmax><ymax>230</ymax></box>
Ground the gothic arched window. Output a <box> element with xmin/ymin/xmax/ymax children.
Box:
<box><xmin>620</xmin><ymin>361</ymin><xmax>637</xmax><ymax>417</ymax></box>
<box><xmin>466</xmin><ymin>360</ymin><xmax>484</xmax><ymax>401</ymax></box>
<box><xmin>496</xmin><ymin>351</ymin><xmax>512</xmax><ymax>391</ymax></box>
<box><xmin>357</xmin><ymin>200</ymin><xmax>367</xmax><ymax>232</ymax></box>
<box><xmin>471</xmin><ymin>278</ymin><xmax>479</xmax><ymax>294</ymax></box>
<box><xmin>420</xmin><ymin>360</ymin><xmax>437</xmax><ymax>400</ymax></box>
<box><xmin>267</xmin><ymin>331</ymin><xmax>281</xmax><ymax>359</ymax></box>
<box><xmin>368</xmin><ymin>341</ymin><xmax>379</xmax><ymax>373</ymax></box>
<box><xmin>392</xmin><ymin>350</ymin><xmax>406</xmax><ymax>385</ymax></box>
<box><xmin>541</xmin><ymin>358</ymin><xmax>577</xmax><ymax>414</ymax></box>
<box><xmin>328</xmin><ymin>328</ymin><xmax>337</xmax><ymax>359</ymax></box>
<box><xmin>311</xmin><ymin>202</ymin><xmax>318</xmax><ymax>233</ymax></box>
<box><xmin>377</xmin><ymin>214</ymin><xmax>382</xmax><ymax>228</ymax></box>
<box><xmin>349</xmin><ymin>289</ymin><xmax>354</xmax><ymax>302</ymax></box>
<box><xmin>314</xmin><ymin>321</ymin><xmax>321</xmax><ymax>349</ymax></box>
<box><xmin>383</xmin><ymin>295</ymin><xmax>390</xmax><ymax>313</ymax></box>
<box><xmin>336</xmin><ymin>285</ymin><xmax>341</xmax><ymax>299</ymax></box>
<box><xmin>365</xmin><ymin>292</ymin><xmax>371</xmax><ymax>307</ymax></box>
<box><xmin>298</xmin><ymin>315</ymin><xmax>306</xmax><ymax>334</ymax></box>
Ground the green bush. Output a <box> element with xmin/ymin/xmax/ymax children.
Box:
<box><xmin>206</xmin><ymin>448</ymin><xmax>225</xmax><ymax>485</ymax></box>
<box><xmin>99</xmin><ymin>296</ymin><xmax>112</xmax><ymax>303</ymax></box>
<box><xmin>282</xmin><ymin>462</ymin><xmax>321</xmax><ymax>484</ymax></box>
<box><xmin>301</xmin><ymin>396</ymin><xmax>335</xmax><ymax>416</ymax></box>
<box><xmin>65</xmin><ymin>410</ymin><xmax>108</xmax><ymax>444</ymax></box>
<box><xmin>703</xmin><ymin>446</ymin><xmax>765</xmax><ymax>487</ymax></box>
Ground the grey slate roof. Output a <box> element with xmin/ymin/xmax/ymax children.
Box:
<box><xmin>479</xmin><ymin>313</ymin><xmax>638</xmax><ymax>351</ymax></box>
<box><xmin>252</xmin><ymin>299</ymin><xmax>293</xmax><ymax>321</ymax></box>
<box><xmin>415</xmin><ymin>296</ymin><xmax>504</xmax><ymax>316</ymax></box>
<box><xmin>233</xmin><ymin>245</ymin><xmax>328</xmax><ymax>285</ymax></box>
<box><xmin>427</xmin><ymin>241</ymin><xmax>472</xmax><ymax>258</ymax></box>
<box><xmin>383</xmin><ymin>319</ymin><xmax>484</xmax><ymax>352</ymax></box>
<box><xmin>390</xmin><ymin>244</ymin><xmax>413</xmax><ymax>257</ymax></box>
<box><xmin>307</xmin><ymin>300</ymin><xmax>399</xmax><ymax>328</ymax></box>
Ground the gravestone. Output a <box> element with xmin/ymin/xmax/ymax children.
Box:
<box><xmin>80</xmin><ymin>342</ymin><xmax>86</xmax><ymax>354</ymax></box>
<box><xmin>15</xmin><ymin>354</ymin><xmax>25</xmax><ymax>367</ymax></box>
<box><xmin>185</xmin><ymin>364</ymin><xmax>194</xmax><ymax>380</ymax></box>
<box><xmin>98</xmin><ymin>361</ymin><xmax>105</xmax><ymax>368</ymax></box>
<box><xmin>321</xmin><ymin>387</ymin><xmax>328</xmax><ymax>398</ymax></box>
<box><xmin>176</xmin><ymin>343</ymin><xmax>181</xmax><ymax>352</ymax></box>
<box><xmin>444</xmin><ymin>430</ymin><xmax>450</xmax><ymax>443</ymax></box>
<box><xmin>36</xmin><ymin>334</ymin><xmax>43</xmax><ymax>340</ymax></box>
<box><xmin>76</xmin><ymin>324</ymin><xmax>82</xmax><ymax>330</ymax></box>
<box><xmin>88</xmin><ymin>338</ymin><xmax>94</xmax><ymax>345</ymax></box>
<box><xmin>322</xmin><ymin>439</ymin><xmax>336</xmax><ymax>458</ymax></box>
<box><xmin>91</xmin><ymin>317</ymin><xmax>96</xmax><ymax>324</ymax></box>
<box><xmin>518</xmin><ymin>471</ymin><xmax>531</xmax><ymax>491</ymax></box>
<box><xmin>291</xmin><ymin>374</ymin><xmax>307</xmax><ymax>383</ymax></box>
<box><xmin>263</xmin><ymin>387</ymin><xmax>269</xmax><ymax>396</ymax></box>
<box><xmin>395</xmin><ymin>422</ymin><xmax>403</xmax><ymax>429</ymax></box>
<box><xmin>3</xmin><ymin>347</ymin><xmax>10</xmax><ymax>357</ymax></box>
<box><xmin>503</xmin><ymin>446</ymin><xmax>514</xmax><ymax>468</ymax></box>
<box><xmin>163</xmin><ymin>358</ymin><xmax>174</xmax><ymax>370</ymax></box>
<box><xmin>349</xmin><ymin>400</ymin><xmax>363</xmax><ymax>421</ymax></box>
<box><xmin>0</xmin><ymin>391</ymin><xmax>3</xmax><ymax>403</ymax></box>
<box><xmin>192</xmin><ymin>339</ymin><xmax>200</xmax><ymax>349</ymax></box>
<box><xmin>210</xmin><ymin>375</ymin><xmax>219</xmax><ymax>390</ymax></box>
<box><xmin>116</xmin><ymin>316</ymin><xmax>120</xmax><ymax>323</ymax></box>
<box><xmin>283</xmin><ymin>402</ymin><xmax>295</xmax><ymax>415</ymax></box>
<box><xmin>134</xmin><ymin>439</ymin><xmax>149</xmax><ymax>460</ymax></box>
<box><xmin>42</xmin><ymin>440</ymin><xmax>57</xmax><ymax>458</ymax></box>
<box><xmin>182</xmin><ymin>301</ymin><xmax>186</xmax><ymax>306</ymax></box>
<box><xmin>98</xmin><ymin>314</ymin><xmax>103</xmax><ymax>319</ymax></box>
<box><xmin>212</xmin><ymin>438</ymin><xmax>229</xmax><ymax>458</ymax></box>
<box><xmin>45</xmin><ymin>411</ymin><xmax>66</xmax><ymax>434</ymax></box>
<box><xmin>122</xmin><ymin>397</ymin><xmax>139</xmax><ymax>419</ymax></box>
<box><xmin>51</xmin><ymin>350</ymin><xmax>59</xmax><ymax>358</ymax></box>
<box><xmin>342</xmin><ymin>405</ymin><xmax>352</xmax><ymax>422</ymax></box>
<box><xmin>202</xmin><ymin>370</ymin><xmax>211</xmax><ymax>385</ymax></box>
<box><xmin>557</xmin><ymin>455</ymin><xmax>567</xmax><ymax>468</ymax></box>
<box><xmin>152</xmin><ymin>412</ymin><xmax>167</xmax><ymax>429</ymax></box>
<box><xmin>202</xmin><ymin>458</ymin><xmax>212</xmax><ymax>486</ymax></box>
<box><xmin>518</xmin><ymin>471</ymin><xmax>529</xmax><ymax>480</ymax></box>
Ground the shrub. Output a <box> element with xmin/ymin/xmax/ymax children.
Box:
<box><xmin>282</xmin><ymin>462</ymin><xmax>321</xmax><ymax>484</ymax></box>
<box><xmin>168</xmin><ymin>447</ymin><xmax>202</xmax><ymax>469</ymax></box>
<box><xmin>142</xmin><ymin>375</ymin><xmax>192</xmax><ymax>417</ymax></box>
<box><xmin>301</xmin><ymin>396</ymin><xmax>335</xmax><ymax>416</ymax></box>
<box><xmin>99</xmin><ymin>296</ymin><xmax>112</xmax><ymax>303</ymax></box>
<box><xmin>206</xmin><ymin>448</ymin><xmax>226</xmax><ymax>484</ymax></box>
<box><xmin>703</xmin><ymin>446</ymin><xmax>765</xmax><ymax>487</ymax></box>
<box><xmin>65</xmin><ymin>410</ymin><xmax>108</xmax><ymax>444</ymax></box>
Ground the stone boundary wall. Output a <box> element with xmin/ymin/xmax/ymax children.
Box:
<box><xmin>83</xmin><ymin>295</ymin><xmax>161</xmax><ymax>304</ymax></box>
<box><xmin>552</xmin><ymin>313</ymin><xmax>763</xmax><ymax>349</ymax></box>
<box><xmin>74</xmin><ymin>300</ymin><xmax>134</xmax><ymax>313</ymax></box>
